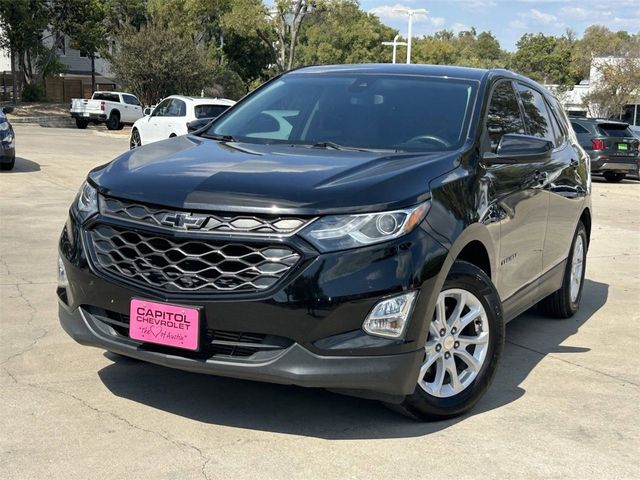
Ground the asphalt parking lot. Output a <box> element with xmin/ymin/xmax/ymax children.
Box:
<box><xmin>1</xmin><ymin>124</ymin><xmax>639</xmax><ymax>479</ymax></box>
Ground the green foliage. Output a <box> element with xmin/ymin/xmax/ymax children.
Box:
<box><xmin>0</xmin><ymin>0</ymin><xmax>52</xmax><ymax>84</ymax></box>
<box><xmin>51</xmin><ymin>0</ymin><xmax>109</xmax><ymax>57</ymax></box>
<box><xmin>411</xmin><ymin>29</ymin><xmax>507</xmax><ymax>69</ymax></box>
<box><xmin>108</xmin><ymin>23</ymin><xmax>213</xmax><ymax>105</ymax></box>
<box><xmin>509</xmin><ymin>32</ymin><xmax>577</xmax><ymax>85</ymax></box>
<box><xmin>207</xmin><ymin>65</ymin><xmax>247</xmax><ymax>100</ymax></box>
<box><xmin>21</xmin><ymin>82</ymin><xmax>46</xmax><ymax>101</ymax></box>
<box><xmin>297</xmin><ymin>0</ymin><xmax>396</xmax><ymax>65</ymax></box>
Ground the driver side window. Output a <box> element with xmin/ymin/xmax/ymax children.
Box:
<box><xmin>486</xmin><ymin>81</ymin><xmax>525</xmax><ymax>153</ymax></box>
<box><xmin>151</xmin><ymin>99</ymin><xmax>172</xmax><ymax>117</ymax></box>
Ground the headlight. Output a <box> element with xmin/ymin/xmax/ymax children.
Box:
<box><xmin>0</xmin><ymin>121</ymin><xmax>12</xmax><ymax>144</ymax></box>
<box><xmin>73</xmin><ymin>180</ymin><xmax>98</xmax><ymax>223</ymax></box>
<box><xmin>300</xmin><ymin>202</ymin><xmax>429</xmax><ymax>252</ymax></box>
<box><xmin>0</xmin><ymin>121</ymin><xmax>8</xmax><ymax>131</ymax></box>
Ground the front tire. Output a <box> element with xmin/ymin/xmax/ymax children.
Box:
<box><xmin>129</xmin><ymin>128</ymin><xmax>141</xmax><ymax>149</ymax></box>
<box><xmin>392</xmin><ymin>261</ymin><xmax>505</xmax><ymax>421</ymax></box>
<box><xmin>538</xmin><ymin>221</ymin><xmax>587</xmax><ymax>318</ymax></box>
<box><xmin>603</xmin><ymin>172</ymin><xmax>625</xmax><ymax>183</ymax></box>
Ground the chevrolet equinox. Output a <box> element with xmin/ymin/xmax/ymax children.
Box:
<box><xmin>58</xmin><ymin>65</ymin><xmax>592</xmax><ymax>420</ymax></box>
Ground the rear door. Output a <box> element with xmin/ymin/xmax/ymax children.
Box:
<box><xmin>482</xmin><ymin>80</ymin><xmax>548</xmax><ymax>299</ymax></box>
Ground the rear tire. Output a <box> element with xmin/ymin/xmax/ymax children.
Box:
<box><xmin>538</xmin><ymin>222</ymin><xmax>587</xmax><ymax>318</ymax></box>
<box><xmin>75</xmin><ymin>118</ymin><xmax>88</xmax><ymax>129</ymax></box>
<box><xmin>390</xmin><ymin>260</ymin><xmax>505</xmax><ymax>421</ymax></box>
<box><xmin>106</xmin><ymin>112</ymin><xmax>120</xmax><ymax>130</ymax></box>
<box><xmin>603</xmin><ymin>172</ymin><xmax>625</xmax><ymax>183</ymax></box>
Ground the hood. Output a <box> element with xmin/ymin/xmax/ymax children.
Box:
<box><xmin>90</xmin><ymin>135</ymin><xmax>459</xmax><ymax>215</ymax></box>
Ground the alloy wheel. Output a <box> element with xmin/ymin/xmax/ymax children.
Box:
<box><xmin>418</xmin><ymin>288</ymin><xmax>490</xmax><ymax>398</ymax></box>
<box><xmin>130</xmin><ymin>130</ymin><xmax>141</xmax><ymax>149</ymax></box>
<box><xmin>570</xmin><ymin>235</ymin><xmax>584</xmax><ymax>303</ymax></box>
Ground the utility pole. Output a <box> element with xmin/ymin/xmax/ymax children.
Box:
<box><xmin>381</xmin><ymin>34</ymin><xmax>408</xmax><ymax>64</ymax></box>
<box><xmin>393</xmin><ymin>7</ymin><xmax>428</xmax><ymax>64</ymax></box>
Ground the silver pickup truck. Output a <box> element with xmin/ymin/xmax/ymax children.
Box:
<box><xmin>70</xmin><ymin>91</ymin><xmax>144</xmax><ymax>130</ymax></box>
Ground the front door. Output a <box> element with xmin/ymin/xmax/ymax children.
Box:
<box><xmin>482</xmin><ymin>80</ymin><xmax>549</xmax><ymax>300</ymax></box>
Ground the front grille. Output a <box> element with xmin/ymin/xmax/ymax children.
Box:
<box><xmin>100</xmin><ymin>196</ymin><xmax>313</xmax><ymax>236</ymax></box>
<box><xmin>86</xmin><ymin>306</ymin><xmax>293</xmax><ymax>359</ymax></box>
<box><xmin>88</xmin><ymin>224</ymin><xmax>300</xmax><ymax>293</ymax></box>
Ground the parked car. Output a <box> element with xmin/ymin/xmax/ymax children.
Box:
<box><xmin>129</xmin><ymin>96</ymin><xmax>235</xmax><ymax>149</ymax></box>
<box><xmin>0</xmin><ymin>105</ymin><xmax>15</xmax><ymax>171</ymax></box>
<box><xmin>569</xmin><ymin>117</ymin><xmax>640</xmax><ymax>182</ymax></box>
<box><xmin>70</xmin><ymin>91</ymin><xmax>144</xmax><ymax>130</ymax></box>
<box><xmin>58</xmin><ymin>65</ymin><xmax>592</xmax><ymax>420</ymax></box>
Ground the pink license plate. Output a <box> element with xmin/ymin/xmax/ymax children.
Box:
<box><xmin>129</xmin><ymin>298</ymin><xmax>200</xmax><ymax>351</ymax></box>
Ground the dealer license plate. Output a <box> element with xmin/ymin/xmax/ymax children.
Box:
<box><xmin>129</xmin><ymin>298</ymin><xmax>200</xmax><ymax>351</ymax></box>
<box><xmin>617</xmin><ymin>143</ymin><xmax>628</xmax><ymax>151</ymax></box>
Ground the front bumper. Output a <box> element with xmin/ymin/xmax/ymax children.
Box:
<box><xmin>59</xmin><ymin>303</ymin><xmax>423</xmax><ymax>400</ymax></box>
<box><xmin>58</xmin><ymin>210</ymin><xmax>449</xmax><ymax>398</ymax></box>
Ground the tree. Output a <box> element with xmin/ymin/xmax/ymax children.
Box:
<box><xmin>572</xmin><ymin>26</ymin><xmax>638</xmax><ymax>81</ymax></box>
<box><xmin>222</xmin><ymin>0</ymin><xmax>317</xmax><ymax>72</ymax></box>
<box><xmin>583</xmin><ymin>54</ymin><xmax>640</xmax><ymax>118</ymax></box>
<box><xmin>297</xmin><ymin>0</ymin><xmax>396</xmax><ymax>65</ymax></box>
<box><xmin>410</xmin><ymin>29</ymin><xmax>508</xmax><ymax>69</ymax></box>
<box><xmin>0</xmin><ymin>0</ymin><xmax>59</xmax><ymax>99</ymax></box>
<box><xmin>509</xmin><ymin>32</ymin><xmax>577</xmax><ymax>85</ymax></box>
<box><xmin>108</xmin><ymin>24</ymin><xmax>213</xmax><ymax>106</ymax></box>
<box><xmin>52</xmin><ymin>0</ymin><xmax>110</xmax><ymax>92</ymax></box>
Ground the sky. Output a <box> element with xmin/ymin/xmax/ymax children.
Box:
<box><xmin>361</xmin><ymin>0</ymin><xmax>640</xmax><ymax>51</ymax></box>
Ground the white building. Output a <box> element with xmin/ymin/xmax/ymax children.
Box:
<box><xmin>547</xmin><ymin>56</ymin><xmax>640</xmax><ymax>127</ymax></box>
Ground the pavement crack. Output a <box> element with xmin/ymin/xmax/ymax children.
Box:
<box><xmin>506</xmin><ymin>339</ymin><xmax>640</xmax><ymax>387</ymax></box>
<box><xmin>0</xmin><ymin>283</ymin><xmax>49</xmax><ymax>375</ymax></box>
<box><xmin>24</xmin><ymin>382</ymin><xmax>214</xmax><ymax>478</ymax></box>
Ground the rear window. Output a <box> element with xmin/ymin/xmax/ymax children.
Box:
<box><xmin>194</xmin><ymin>104</ymin><xmax>229</xmax><ymax>119</ymax></box>
<box><xmin>598</xmin><ymin>123</ymin><xmax>634</xmax><ymax>137</ymax></box>
<box><xmin>93</xmin><ymin>92</ymin><xmax>119</xmax><ymax>102</ymax></box>
<box><xmin>571</xmin><ymin>122</ymin><xmax>589</xmax><ymax>134</ymax></box>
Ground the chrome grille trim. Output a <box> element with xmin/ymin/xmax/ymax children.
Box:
<box><xmin>100</xmin><ymin>196</ymin><xmax>314</xmax><ymax>236</ymax></box>
<box><xmin>87</xmin><ymin>224</ymin><xmax>301</xmax><ymax>293</ymax></box>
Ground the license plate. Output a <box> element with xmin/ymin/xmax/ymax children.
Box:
<box><xmin>82</xmin><ymin>112</ymin><xmax>89</xmax><ymax>117</ymax></box>
<box><xmin>129</xmin><ymin>298</ymin><xmax>200</xmax><ymax>351</ymax></box>
<box><xmin>617</xmin><ymin>143</ymin><xmax>628</xmax><ymax>151</ymax></box>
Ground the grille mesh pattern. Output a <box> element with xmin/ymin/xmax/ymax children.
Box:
<box><xmin>101</xmin><ymin>196</ymin><xmax>311</xmax><ymax>235</ymax></box>
<box><xmin>88</xmin><ymin>224</ymin><xmax>300</xmax><ymax>293</ymax></box>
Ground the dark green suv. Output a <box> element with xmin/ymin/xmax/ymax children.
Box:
<box><xmin>570</xmin><ymin>117</ymin><xmax>640</xmax><ymax>182</ymax></box>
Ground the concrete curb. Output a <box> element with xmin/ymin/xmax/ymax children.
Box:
<box><xmin>10</xmin><ymin>116</ymin><xmax>75</xmax><ymax>128</ymax></box>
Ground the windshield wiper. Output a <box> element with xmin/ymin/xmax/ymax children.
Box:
<box><xmin>201</xmin><ymin>133</ymin><xmax>237</xmax><ymax>142</ymax></box>
<box><xmin>311</xmin><ymin>141</ymin><xmax>377</xmax><ymax>152</ymax></box>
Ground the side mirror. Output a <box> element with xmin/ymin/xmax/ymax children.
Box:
<box><xmin>483</xmin><ymin>134</ymin><xmax>553</xmax><ymax>165</ymax></box>
<box><xmin>2</xmin><ymin>105</ymin><xmax>14</xmax><ymax>114</ymax></box>
<box><xmin>143</xmin><ymin>107</ymin><xmax>152</xmax><ymax>116</ymax></box>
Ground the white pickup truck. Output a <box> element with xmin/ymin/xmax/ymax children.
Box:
<box><xmin>70</xmin><ymin>91</ymin><xmax>144</xmax><ymax>130</ymax></box>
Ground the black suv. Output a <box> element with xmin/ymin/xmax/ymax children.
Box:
<box><xmin>570</xmin><ymin>117</ymin><xmax>640</xmax><ymax>182</ymax></box>
<box><xmin>58</xmin><ymin>65</ymin><xmax>592</xmax><ymax>420</ymax></box>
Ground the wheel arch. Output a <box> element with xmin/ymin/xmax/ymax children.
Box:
<box><xmin>444</xmin><ymin>223</ymin><xmax>497</xmax><ymax>283</ymax></box>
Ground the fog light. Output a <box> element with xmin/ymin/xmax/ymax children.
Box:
<box><xmin>57</xmin><ymin>255</ymin><xmax>68</xmax><ymax>288</ymax></box>
<box><xmin>363</xmin><ymin>291</ymin><xmax>418</xmax><ymax>339</ymax></box>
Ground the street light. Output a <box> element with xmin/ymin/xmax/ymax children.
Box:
<box><xmin>382</xmin><ymin>34</ymin><xmax>408</xmax><ymax>64</ymax></box>
<box><xmin>393</xmin><ymin>7</ymin><xmax>428</xmax><ymax>64</ymax></box>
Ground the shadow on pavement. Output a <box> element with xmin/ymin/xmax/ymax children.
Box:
<box><xmin>0</xmin><ymin>157</ymin><xmax>41</xmax><ymax>173</ymax></box>
<box><xmin>98</xmin><ymin>278</ymin><xmax>608</xmax><ymax>439</ymax></box>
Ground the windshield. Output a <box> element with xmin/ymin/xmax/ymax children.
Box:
<box><xmin>206</xmin><ymin>73</ymin><xmax>478</xmax><ymax>151</ymax></box>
